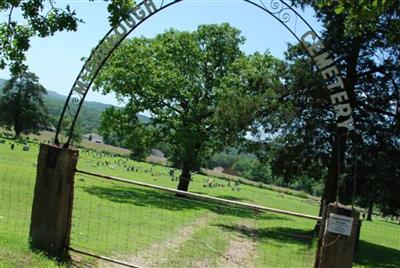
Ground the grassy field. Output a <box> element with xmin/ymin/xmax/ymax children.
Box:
<box><xmin>0</xmin><ymin>129</ymin><xmax>131</xmax><ymax>156</ymax></box>
<box><xmin>0</xmin><ymin>139</ymin><xmax>399</xmax><ymax>267</ymax></box>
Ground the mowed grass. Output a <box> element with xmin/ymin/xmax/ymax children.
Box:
<box><xmin>0</xmin><ymin>128</ymin><xmax>131</xmax><ymax>156</ymax></box>
<box><xmin>0</xmin><ymin>154</ymin><xmax>64</xmax><ymax>267</ymax></box>
<box><xmin>0</xmin><ymin>139</ymin><xmax>399</xmax><ymax>267</ymax></box>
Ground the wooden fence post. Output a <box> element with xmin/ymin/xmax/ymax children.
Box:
<box><xmin>314</xmin><ymin>203</ymin><xmax>360</xmax><ymax>268</ymax></box>
<box><xmin>29</xmin><ymin>144</ymin><xmax>78</xmax><ymax>259</ymax></box>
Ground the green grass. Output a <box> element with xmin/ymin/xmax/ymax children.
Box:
<box><xmin>354</xmin><ymin>218</ymin><xmax>400</xmax><ymax>268</ymax></box>
<box><xmin>0</xmin><ymin>153</ymin><xmax>64</xmax><ymax>267</ymax></box>
<box><xmin>0</xmin><ymin>139</ymin><xmax>399</xmax><ymax>267</ymax></box>
<box><xmin>0</xmin><ymin>128</ymin><xmax>131</xmax><ymax>156</ymax></box>
<box><xmin>0</xmin><ymin>234</ymin><xmax>62</xmax><ymax>268</ymax></box>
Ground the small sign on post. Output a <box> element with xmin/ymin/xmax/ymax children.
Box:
<box><xmin>315</xmin><ymin>203</ymin><xmax>360</xmax><ymax>268</ymax></box>
<box><xmin>327</xmin><ymin>213</ymin><xmax>354</xmax><ymax>237</ymax></box>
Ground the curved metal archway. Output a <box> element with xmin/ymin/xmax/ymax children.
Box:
<box><xmin>54</xmin><ymin>0</ymin><xmax>353</xmax><ymax>147</ymax></box>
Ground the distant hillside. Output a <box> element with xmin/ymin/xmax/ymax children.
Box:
<box><xmin>0</xmin><ymin>78</ymin><xmax>150</xmax><ymax>133</ymax></box>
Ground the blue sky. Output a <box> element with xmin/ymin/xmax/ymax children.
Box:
<box><xmin>0</xmin><ymin>0</ymin><xmax>322</xmax><ymax>105</ymax></box>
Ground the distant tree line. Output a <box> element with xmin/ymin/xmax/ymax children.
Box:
<box><xmin>203</xmin><ymin>148</ymin><xmax>324</xmax><ymax>196</ymax></box>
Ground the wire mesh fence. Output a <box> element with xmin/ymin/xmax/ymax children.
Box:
<box><xmin>1</xmin><ymin>139</ymin><xmax>398</xmax><ymax>268</ymax></box>
<box><xmin>0</xmin><ymin>165</ymin><xmax>36</xmax><ymax>246</ymax></box>
<box><xmin>0</xmin><ymin>139</ymin><xmax>50</xmax><ymax>268</ymax></box>
<box><xmin>70</xmin><ymin>170</ymin><xmax>319</xmax><ymax>268</ymax></box>
<box><xmin>353</xmin><ymin>215</ymin><xmax>400</xmax><ymax>267</ymax></box>
<box><xmin>78</xmin><ymin>148</ymin><xmax>321</xmax><ymax>217</ymax></box>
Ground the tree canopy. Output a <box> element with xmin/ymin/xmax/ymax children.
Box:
<box><xmin>0</xmin><ymin>71</ymin><xmax>49</xmax><ymax>137</ymax></box>
<box><xmin>252</xmin><ymin>0</ymin><xmax>400</xmax><ymax>216</ymax></box>
<box><xmin>95</xmin><ymin>23</ymin><xmax>283</xmax><ymax>191</ymax></box>
<box><xmin>0</xmin><ymin>0</ymin><xmax>135</xmax><ymax>74</ymax></box>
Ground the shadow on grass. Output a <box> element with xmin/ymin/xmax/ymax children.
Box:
<box><xmin>375</xmin><ymin>219</ymin><xmax>400</xmax><ymax>226</ymax></box>
<box><xmin>81</xmin><ymin>184</ymin><xmax>289</xmax><ymax>221</ymax></box>
<box><xmin>215</xmin><ymin>223</ymin><xmax>315</xmax><ymax>247</ymax></box>
<box><xmin>214</xmin><ymin>194</ymin><xmax>255</xmax><ymax>203</ymax></box>
<box><xmin>354</xmin><ymin>240</ymin><xmax>400</xmax><ymax>268</ymax></box>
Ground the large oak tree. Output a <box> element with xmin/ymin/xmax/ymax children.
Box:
<box><xmin>94</xmin><ymin>23</ymin><xmax>283</xmax><ymax>191</ymax></box>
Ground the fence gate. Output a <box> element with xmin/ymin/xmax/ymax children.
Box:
<box><xmin>68</xmin><ymin>168</ymin><xmax>321</xmax><ymax>268</ymax></box>
<box><xmin>2</xmin><ymin>142</ymin><xmax>397</xmax><ymax>267</ymax></box>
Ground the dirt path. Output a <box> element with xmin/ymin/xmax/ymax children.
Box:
<box><xmin>216</xmin><ymin>220</ymin><xmax>257</xmax><ymax>268</ymax></box>
<box><xmin>99</xmin><ymin>212</ymin><xmax>216</xmax><ymax>268</ymax></box>
<box><xmin>185</xmin><ymin>220</ymin><xmax>258</xmax><ymax>268</ymax></box>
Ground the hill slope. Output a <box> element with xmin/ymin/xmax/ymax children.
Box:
<box><xmin>0</xmin><ymin>78</ymin><xmax>150</xmax><ymax>133</ymax></box>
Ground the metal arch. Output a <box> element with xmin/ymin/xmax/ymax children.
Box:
<box><xmin>54</xmin><ymin>0</ymin><xmax>184</xmax><ymax>147</ymax></box>
<box><xmin>54</xmin><ymin>0</ymin><xmax>346</xmax><ymax>148</ymax></box>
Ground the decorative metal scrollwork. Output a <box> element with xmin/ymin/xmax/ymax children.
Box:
<box><xmin>269</xmin><ymin>0</ymin><xmax>292</xmax><ymax>23</ymax></box>
<box><xmin>251</xmin><ymin>0</ymin><xmax>293</xmax><ymax>24</ymax></box>
<box><xmin>71</xmin><ymin>96</ymin><xmax>81</xmax><ymax>105</ymax></box>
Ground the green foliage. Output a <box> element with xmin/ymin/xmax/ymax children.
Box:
<box><xmin>258</xmin><ymin>0</ymin><xmax>400</xmax><ymax>214</ymax></box>
<box><xmin>315</xmin><ymin>0</ymin><xmax>398</xmax><ymax>36</ymax></box>
<box><xmin>348</xmin><ymin>143</ymin><xmax>400</xmax><ymax>217</ymax></box>
<box><xmin>205</xmin><ymin>150</ymin><xmax>239</xmax><ymax>170</ymax></box>
<box><xmin>153</xmin><ymin>141</ymin><xmax>174</xmax><ymax>158</ymax></box>
<box><xmin>100</xmin><ymin>106</ymin><xmax>154</xmax><ymax>161</ymax></box>
<box><xmin>94</xmin><ymin>24</ymin><xmax>283</xmax><ymax>190</ymax></box>
<box><xmin>61</xmin><ymin>117</ymin><xmax>83</xmax><ymax>145</ymax></box>
<box><xmin>0</xmin><ymin>72</ymin><xmax>49</xmax><ymax>137</ymax></box>
<box><xmin>0</xmin><ymin>0</ymin><xmax>136</xmax><ymax>74</ymax></box>
<box><xmin>241</xmin><ymin>159</ymin><xmax>272</xmax><ymax>184</ymax></box>
<box><xmin>45</xmin><ymin>95</ymin><xmax>112</xmax><ymax>134</ymax></box>
<box><xmin>231</xmin><ymin>154</ymin><xmax>254</xmax><ymax>173</ymax></box>
<box><xmin>206</xmin><ymin>150</ymin><xmax>272</xmax><ymax>184</ymax></box>
<box><xmin>1</xmin><ymin>78</ymin><xmax>151</xmax><ymax>135</ymax></box>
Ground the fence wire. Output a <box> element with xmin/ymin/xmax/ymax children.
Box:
<box><xmin>353</xmin><ymin>215</ymin><xmax>400</xmax><ymax>267</ymax></box>
<box><xmin>0</xmin><ymin>139</ymin><xmax>47</xmax><ymax>268</ymax></box>
<box><xmin>0</xmin><ymin>166</ymin><xmax>36</xmax><ymax>245</ymax></box>
<box><xmin>1</xmin><ymin>140</ymin><xmax>398</xmax><ymax>268</ymax></box>
<box><xmin>71</xmin><ymin>171</ymin><xmax>318</xmax><ymax>268</ymax></box>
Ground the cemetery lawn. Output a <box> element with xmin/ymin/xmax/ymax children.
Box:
<box><xmin>0</xmin><ymin>139</ymin><xmax>399</xmax><ymax>267</ymax></box>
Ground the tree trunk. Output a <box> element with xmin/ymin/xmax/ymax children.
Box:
<box><xmin>13</xmin><ymin>89</ymin><xmax>22</xmax><ymax>139</ymax></box>
<box><xmin>318</xmin><ymin>36</ymin><xmax>362</xmax><ymax>221</ymax></box>
<box><xmin>315</xmin><ymin>128</ymin><xmax>347</xmax><ymax>233</ymax></box>
<box><xmin>177</xmin><ymin>161</ymin><xmax>192</xmax><ymax>192</ymax></box>
<box><xmin>323</xmin><ymin>128</ymin><xmax>347</xmax><ymax>206</ymax></box>
<box><xmin>366</xmin><ymin>200</ymin><xmax>373</xmax><ymax>221</ymax></box>
<box><xmin>14</xmin><ymin>116</ymin><xmax>22</xmax><ymax>138</ymax></box>
<box><xmin>14</xmin><ymin>122</ymin><xmax>22</xmax><ymax>138</ymax></box>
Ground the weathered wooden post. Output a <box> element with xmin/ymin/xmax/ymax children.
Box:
<box><xmin>314</xmin><ymin>203</ymin><xmax>360</xmax><ymax>268</ymax></box>
<box><xmin>29</xmin><ymin>144</ymin><xmax>78</xmax><ymax>259</ymax></box>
